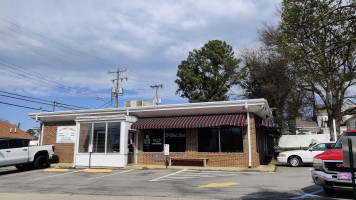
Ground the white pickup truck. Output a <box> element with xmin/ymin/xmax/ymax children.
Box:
<box><xmin>0</xmin><ymin>138</ymin><xmax>54</xmax><ymax>170</ymax></box>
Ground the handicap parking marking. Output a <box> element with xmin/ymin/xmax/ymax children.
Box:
<box><xmin>88</xmin><ymin>169</ymin><xmax>134</xmax><ymax>180</ymax></box>
<box><xmin>289</xmin><ymin>189</ymin><xmax>323</xmax><ymax>199</ymax></box>
<box><xmin>150</xmin><ymin>169</ymin><xmax>270</xmax><ymax>182</ymax></box>
<box><xmin>34</xmin><ymin>169</ymin><xmax>85</xmax><ymax>181</ymax></box>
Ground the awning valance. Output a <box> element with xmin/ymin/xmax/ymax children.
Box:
<box><xmin>131</xmin><ymin>114</ymin><xmax>246</xmax><ymax>130</ymax></box>
<box><xmin>255</xmin><ymin>116</ymin><xmax>279</xmax><ymax>128</ymax></box>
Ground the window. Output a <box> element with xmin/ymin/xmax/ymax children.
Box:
<box><xmin>0</xmin><ymin>140</ymin><xmax>8</xmax><ymax>150</ymax></box>
<box><xmin>78</xmin><ymin>122</ymin><xmax>120</xmax><ymax>153</ymax></box>
<box><xmin>8</xmin><ymin>139</ymin><xmax>25</xmax><ymax>148</ymax></box>
<box><xmin>198</xmin><ymin>128</ymin><xmax>219</xmax><ymax>152</ymax></box>
<box><xmin>143</xmin><ymin>129</ymin><xmax>163</xmax><ymax>152</ymax></box>
<box><xmin>78</xmin><ymin>123</ymin><xmax>92</xmax><ymax>153</ymax></box>
<box><xmin>312</xmin><ymin>143</ymin><xmax>327</xmax><ymax>151</ymax></box>
<box><xmin>165</xmin><ymin>129</ymin><xmax>186</xmax><ymax>152</ymax></box>
<box><xmin>198</xmin><ymin>126</ymin><xmax>243</xmax><ymax>153</ymax></box>
<box><xmin>107</xmin><ymin>122</ymin><xmax>120</xmax><ymax>153</ymax></box>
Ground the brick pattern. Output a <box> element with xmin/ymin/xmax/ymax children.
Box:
<box><xmin>137</xmin><ymin>114</ymin><xmax>264</xmax><ymax>168</ymax></box>
<box><xmin>43</xmin><ymin>121</ymin><xmax>76</xmax><ymax>163</ymax></box>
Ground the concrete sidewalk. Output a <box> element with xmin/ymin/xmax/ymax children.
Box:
<box><xmin>50</xmin><ymin>161</ymin><xmax>276</xmax><ymax>172</ymax></box>
<box><xmin>0</xmin><ymin>193</ymin><xmax>218</xmax><ymax>200</ymax></box>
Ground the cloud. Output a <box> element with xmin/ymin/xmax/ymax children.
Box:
<box><xmin>0</xmin><ymin>0</ymin><xmax>281</xmax><ymax>103</ymax></box>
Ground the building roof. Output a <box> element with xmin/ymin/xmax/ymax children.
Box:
<box><xmin>296</xmin><ymin>117</ymin><xmax>319</xmax><ymax>129</ymax></box>
<box><xmin>28</xmin><ymin>99</ymin><xmax>273</xmax><ymax>123</ymax></box>
<box><xmin>0</xmin><ymin>121</ymin><xmax>36</xmax><ymax>139</ymax></box>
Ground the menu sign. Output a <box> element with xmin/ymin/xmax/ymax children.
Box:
<box><xmin>56</xmin><ymin>126</ymin><xmax>76</xmax><ymax>143</ymax></box>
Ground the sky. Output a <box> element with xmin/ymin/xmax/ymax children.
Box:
<box><xmin>0</xmin><ymin>0</ymin><xmax>281</xmax><ymax>132</ymax></box>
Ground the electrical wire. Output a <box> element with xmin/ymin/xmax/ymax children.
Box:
<box><xmin>0</xmin><ymin>90</ymin><xmax>89</xmax><ymax>110</ymax></box>
<box><xmin>0</xmin><ymin>101</ymin><xmax>51</xmax><ymax>112</ymax></box>
<box><xmin>0</xmin><ymin>17</ymin><xmax>115</xmax><ymax>67</ymax></box>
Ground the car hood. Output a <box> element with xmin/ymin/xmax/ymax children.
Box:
<box><xmin>314</xmin><ymin>148</ymin><xmax>342</xmax><ymax>160</ymax></box>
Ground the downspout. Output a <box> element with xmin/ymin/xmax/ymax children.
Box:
<box><xmin>245</xmin><ymin>102</ymin><xmax>252</xmax><ymax>168</ymax></box>
<box><xmin>36</xmin><ymin>115</ymin><xmax>44</xmax><ymax>145</ymax></box>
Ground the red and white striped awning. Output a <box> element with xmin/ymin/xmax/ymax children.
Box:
<box><xmin>255</xmin><ymin>115</ymin><xmax>279</xmax><ymax>128</ymax></box>
<box><xmin>131</xmin><ymin>114</ymin><xmax>246</xmax><ymax>129</ymax></box>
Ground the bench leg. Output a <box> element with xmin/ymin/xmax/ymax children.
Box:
<box><xmin>169</xmin><ymin>159</ymin><xmax>172</xmax><ymax>166</ymax></box>
<box><xmin>203</xmin><ymin>160</ymin><xmax>207</xmax><ymax>167</ymax></box>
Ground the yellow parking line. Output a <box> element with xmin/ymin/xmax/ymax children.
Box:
<box><xmin>84</xmin><ymin>169</ymin><xmax>113</xmax><ymax>173</ymax></box>
<box><xmin>199</xmin><ymin>182</ymin><xmax>239</xmax><ymax>188</ymax></box>
<box><xmin>44</xmin><ymin>169</ymin><xmax>70</xmax><ymax>172</ymax></box>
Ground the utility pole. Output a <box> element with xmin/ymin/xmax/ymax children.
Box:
<box><xmin>108</xmin><ymin>68</ymin><xmax>128</xmax><ymax>108</ymax></box>
<box><xmin>151</xmin><ymin>84</ymin><xmax>163</xmax><ymax>105</ymax></box>
<box><xmin>52</xmin><ymin>101</ymin><xmax>57</xmax><ymax>112</ymax></box>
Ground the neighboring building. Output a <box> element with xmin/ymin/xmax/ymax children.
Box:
<box><xmin>0</xmin><ymin>121</ymin><xmax>36</xmax><ymax>139</ymax></box>
<box><xmin>27</xmin><ymin>99</ymin><xmax>278</xmax><ymax>168</ymax></box>
<box><xmin>346</xmin><ymin>116</ymin><xmax>356</xmax><ymax>130</ymax></box>
<box><xmin>295</xmin><ymin>117</ymin><xmax>321</xmax><ymax>135</ymax></box>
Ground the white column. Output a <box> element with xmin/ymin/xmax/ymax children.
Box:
<box><xmin>245</xmin><ymin>102</ymin><xmax>252</xmax><ymax>168</ymax></box>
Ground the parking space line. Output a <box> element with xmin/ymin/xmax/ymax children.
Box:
<box><xmin>1</xmin><ymin>168</ymin><xmax>56</xmax><ymax>178</ymax></box>
<box><xmin>34</xmin><ymin>169</ymin><xmax>85</xmax><ymax>181</ymax></box>
<box><xmin>150</xmin><ymin>169</ymin><xmax>187</xmax><ymax>182</ymax></box>
<box><xmin>289</xmin><ymin>189</ymin><xmax>323</xmax><ymax>199</ymax></box>
<box><xmin>88</xmin><ymin>169</ymin><xmax>134</xmax><ymax>180</ymax></box>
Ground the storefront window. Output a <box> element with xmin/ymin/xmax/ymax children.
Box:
<box><xmin>143</xmin><ymin>129</ymin><xmax>163</xmax><ymax>152</ymax></box>
<box><xmin>93</xmin><ymin>123</ymin><xmax>106</xmax><ymax>153</ymax></box>
<box><xmin>220</xmin><ymin>126</ymin><xmax>243</xmax><ymax>152</ymax></box>
<box><xmin>198</xmin><ymin>126</ymin><xmax>243</xmax><ymax>153</ymax></box>
<box><xmin>165</xmin><ymin>129</ymin><xmax>186</xmax><ymax>152</ymax></box>
<box><xmin>107</xmin><ymin>122</ymin><xmax>120</xmax><ymax>153</ymax></box>
<box><xmin>198</xmin><ymin>127</ymin><xmax>219</xmax><ymax>152</ymax></box>
<box><xmin>78</xmin><ymin>123</ymin><xmax>92</xmax><ymax>153</ymax></box>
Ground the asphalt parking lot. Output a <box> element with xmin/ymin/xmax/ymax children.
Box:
<box><xmin>0</xmin><ymin>166</ymin><xmax>355</xmax><ymax>200</ymax></box>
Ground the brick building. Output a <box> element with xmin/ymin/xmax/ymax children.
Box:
<box><xmin>28</xmin><ymin>99</ymin><xmax>278</xmax><ymax>168</ymax></box>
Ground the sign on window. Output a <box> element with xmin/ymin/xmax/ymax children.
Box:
<box><xmin>56</xmin><ymin>126</ymin><xmax>76</xmax><ymax>143</ymax></box>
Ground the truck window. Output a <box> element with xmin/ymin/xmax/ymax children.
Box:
<box><xmin>0</xmin><ymin>140</ymin><xmax>8</xmax><ymax>149</ymax></box>
<box><xmin>334</xmin><ymin>131</ymin><xmax>356</xmax><ymax>148</ymax></box>
<box><xmin>8</xmin><ymin>139</ymin><xmax>25</xmax><ymax>149</ymax></box>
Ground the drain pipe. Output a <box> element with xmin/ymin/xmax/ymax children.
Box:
<box><xmin>36</xmin><ymin>115</ymin><xmax>44</xmax><ymax>145</ymax></box>
<box><xmin>245</xmin><ymin>102</ymin><xmax>252</xmax><ymax>168</ymax></box>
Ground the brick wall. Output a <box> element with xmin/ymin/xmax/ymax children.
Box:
<box><xmin>42</xmin><ymin>121</ymin><xmax>76</xmax><ymax>163</ymax></box>
<box><xmin>137</xmin><ymin>114</ymin><xmax>263</xmax><ymax>168</ymax></box>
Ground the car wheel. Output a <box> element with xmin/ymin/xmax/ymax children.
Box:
<box><xmin>323</xmin><ymin>186</ymin><xmax>335</xmax><ymax>194</ymax></box>
<box><xmin>34</xmin><ymin>155</ymin><xmax>49</xmax><ymax>169</ymax></box>
<box><xmin>15</xmin><ymin>164</ymin><xmax>30</xmax><ymax>170</ymax></box>
<box><xmin>288</xmin><ymin>156</ymin><xmax>302</xmax><ymax>167</ymax></box>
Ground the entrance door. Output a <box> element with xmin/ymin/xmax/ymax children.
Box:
<box><xmin>127</xmin><ymin>131</ymin><xmax>136</xmax><ymax>164</ymax></box>
<box><xmin>94</xmin><ymin>131</ymin><xmax>105</xmax><ymax>153</ymax></box>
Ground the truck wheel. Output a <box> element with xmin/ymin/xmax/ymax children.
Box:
<box><xmin>323</xmin><ymin>186</ymin><xmax>335</xmax><ymax>194</ymax></box>
<box><xmin>288</xmin><ymin>156</ymin><xmax>301</xmax><ymax>167</ymax></box>
<box><xmin>15</xmin><ymin>164</ymin><xmax>29</xmax><ymax>170</ymax></box>
<box><xmin>34</xmin><ymin>155</ymin><xmax>49</xmax><ymax>169</ymax></box>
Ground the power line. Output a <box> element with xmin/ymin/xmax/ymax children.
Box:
<box><xmin>0</xmin><ymin>90</ymin><xmax>89</xmax><ymax>110</ymax></box>
<box><xmin>0</xmin><ymin>101</ymin><xmax>51</xmax><ymax>112</ymax></box>
<box><xmin>0</xmin><ymin>17</ymin><xmax>115</xmax><ymax>67</ymax></box>
<box><xmin>0</xmin><ymin>61</ymin><xmax>107</xmax><ymax>102</ymax></box>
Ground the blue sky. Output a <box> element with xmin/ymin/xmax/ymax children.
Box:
<box><xmin>0</xmin><ymin>0</ymin><xmax>281</xmax><ymax>132</ymax></box>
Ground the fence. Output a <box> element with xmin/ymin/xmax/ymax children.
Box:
<box><xmin>278</xmin><ymin>133</ymin><xmax>331</xmax><ymax>148</ymax></box>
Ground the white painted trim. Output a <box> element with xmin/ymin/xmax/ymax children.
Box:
<box><xmin>28</xmin><ymin>99</ymin><xmax>272</xmax><ymax>122</ymax></box>
<box><xmin>40</xmin><ymin>124</ymin><xmax>44</xmax><ymax>145</ymax></box>
<box><xmin>73</xmin><ymin>122</ymin><xmax>79</xmax><ymax>168</ymax></box>
<box><xmin>246</xmin><ymin>102</ymin><xmax>252</xmax><ymax>168</ymax></box>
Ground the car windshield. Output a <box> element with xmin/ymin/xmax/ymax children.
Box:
<box><xmin>334</xmin><ymin>131</ymin><xmax>356</xmax><ymax>148</ymax></box>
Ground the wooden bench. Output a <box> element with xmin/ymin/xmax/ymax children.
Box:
<box><xmin>169</xmin><ymin>157</ymin><xmax>208</xmax><ymax>167</ymax></box>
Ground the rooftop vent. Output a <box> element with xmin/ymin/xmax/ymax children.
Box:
<box><xmin>125</xmin><ymin>100</ymin><xmax>156</xmax><ymax>108</ymax></box>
